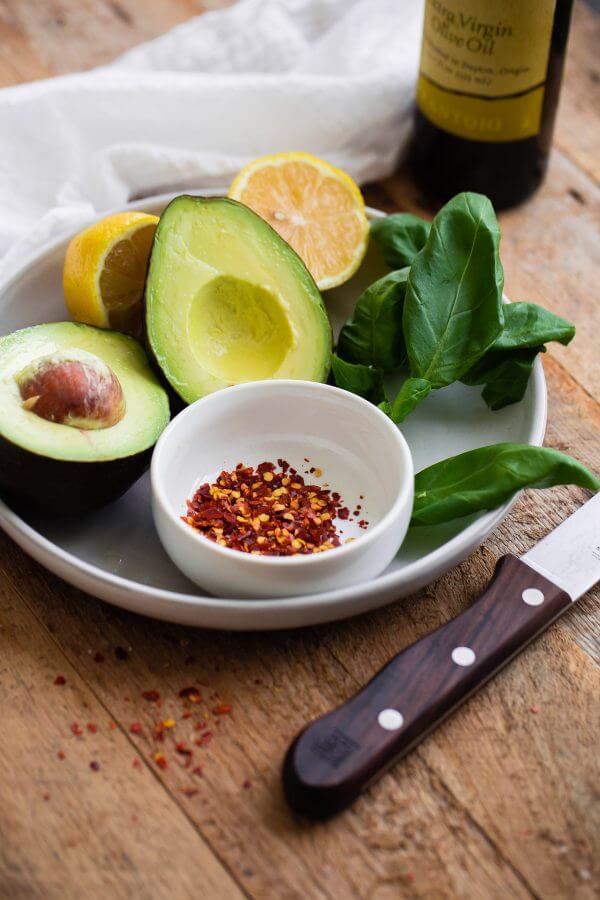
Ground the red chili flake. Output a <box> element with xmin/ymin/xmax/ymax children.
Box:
<box><xmin>192</xmin><ymin>765</ymin><xmax>204</xmax><ymax>777</ymax></box>
<box><xmin>132</xmin><ymin>757</ymin><xmax>142</xmax><ymax>770</ymax></box>
<box><xmin>93</xmin><ymin>651</ymin><xmax>105</xmax><ymax>663</ymax></box>
<box><xmin>530</xmin><ymin>705</ymin><xmax>540</xmax><ymax>714</ymax></box>
<box><xmin>129</xmin><ymin>722</ymin><xmax>143</xmax><ymax>734</ymax></box>
<box><xmin>182</xmin><ymin>711</ymin><xmax>192</xmax><ymax>719</ymax></box>
<box><xmin>195</xmin><ymin>730</ymin><xmax>213</xmax><ymax>746</ymax></box>
<box><xmin>114</xmin><ymin>646</ymin><xmax>128</xmax><ymax>661</ymax></box>
<box><xmin>193</xmin><ymin>720</ymin><xmax>207</xmax><ymax>731</ymax></box>
<box><xmin>179</xmin><ymin>686</ymin><xmax>202</xmax><ymax>703</ymax></box>
<box><xmin>86</xmin><ymin>723</ymin><xmax>98</xmax><ymax>733</ymax></box>
<box><xmin>175</xmin><ymin>741</ymin><xmax>192</xmax><ymax>756</ymax></box>
<box><xmin>183</xmin><ymin>461</ymin><xmax>350</xmax><ymax>556</ymax></box>
<box><xmin>42</xmin><ymin>793</ymin><xmax>50</xmax><ymax>802</ymax></box>
<box><xmin>180</xmin><ymin>788</ymin><xmax>199</xmax><ymax>798</ymax></box>
<box><xmin>54</xmin><ymin>675</ymin><xmax>66</xmax><ymax>686</ymax></box>
<box><xmin>242</xmin><ymin>779</ymin><xmax>252</xmax><ymax>789</ymax></box>
<box><xmin>154</xmin><ymin>752</ymin><xmax>168</xmax><ymax>770</ymax></box>
<box><xmin>213</xmin><ymin>704</ymin><xmax>232</xmax><ymax>715</ymax></box>
<box><xmin>70</xmin><ymin>722</ymin><xmax>83</xmax><ymax>737</ymax></box>
<box><xmin>108</xmin><ymin>720</ymin><xmax>117</xmax><ymax>730</ymax></box>
<box><xmin>57</xmin><ymin>750</ymin><xmax>66</xmax><ymax>760</ymax></box>
<box><xmin>142</xmin><ymin>689</ymin><xmax>160</xmax><ymax>702</ymax></box>
<box><xmin>90</xmin><ymin>760</ymin><xmax>100</xmax><ymax>772</ymax></box>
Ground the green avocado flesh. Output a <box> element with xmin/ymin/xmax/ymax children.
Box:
<box><xmin>145</xmin><ymin>196</ymin><xmax>332</xmax><ymax>403</ymax></box>
<box><xmin>0</xmin><ymin>322</ymin><xmax>170</xmax><ymax>462</ymax></box>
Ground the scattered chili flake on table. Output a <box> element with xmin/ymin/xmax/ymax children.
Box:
<box><xmin>213</xmin><ymin>703</ymin><xmax>232</xmax><ymax>715</ymax></box>
<box><xmin>179</xmin><ymin>686</ymin><xmax>202</xmax><ymax>703</ymax></box>
<box><xmin>183</xmin><ymin>461</ymin><xmax>352</xmax><ymax>556</ymax></box>
<box><xmin>129</xmin><ymin>722</ymin><xmax>143</xmax><ymax>735</ymax></box>
<box><xmin>154</xmin><ymin>752</ymin><xmax>168</xmax><ymax>770</ymax></box>
<box><xmin>86</xmin><ymin>722</ymin><xmax>98</xmax><ymax>734</ymax></box>
<box><xmin>54</xmin><ymin>675</ymin><xmax>66</xmax><ymax>686</ymax></box>
<box><xmin>70</xmin><ymin>722</ymin><xmax>83</xmax><ymax>737</ymax></box>
<box><xmin>181</xmin><ymin>788</ymin><xmax>199</xmax><ymax>798</ymax></box>
<box><xmin>57</xmin><ymin>750</ymin><xmax>66</xmax><ymax>760</ymax></box>
<box><xmin>90</xmin><ymin>760</ymin><xmax>101</xmax><ymax>772</ymax></box>
<box><xmin>142</xmin><ymin>689</ymin><xmax>160</xmax><ymax>702</ymax></box>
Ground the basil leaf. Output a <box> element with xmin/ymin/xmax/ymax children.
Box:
<box><xmin>390</xmin><ymin>378</ymin><xmax>432</xmax><ymax>424</ymax></box>
<box><xmin>460</xmin><ymin>303</ymin><xmax>575</xmax><ymax>410</ymax></box>
<box><xmin>337</xmin><ymin>269</ymin><xmax>409</xmax><ymax>371</ymax></box>
<box><xmin>462</xmin><ymin>347</ymin><xmax>542</xmax><ymax>410</ymax></box>
<box><xmin>404</xmin><ymin>192</ymin><xmax>505</xmax><ymax>388</ymax></box>
<box><xmin>411</xmin><ymin>443</ymin><xmax>599</xmax><ymax>526</ymax></box>
<box><xmin>370</xmin><ymin>213</ymin><xmax>431</xmax><ymax>268</ymax></box>
<box><xmin>330</xmin><ymin>355</ymin><xmax>387</xmax><ymax>405</ymax></box>
<box><xmin>493</xmin><ymin>302</ymin><xmax>575</xmax><ymax>351</ymax></box>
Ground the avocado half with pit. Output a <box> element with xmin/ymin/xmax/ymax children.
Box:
<box><xmin>0</xmin><ymin>322</ymin><xmax>170</xmax><ymax>514</ymax></box>
<box><xmin>145</xmin><ymin>196</ymin><xmax>332</xmax><ymax>403</ymax></box>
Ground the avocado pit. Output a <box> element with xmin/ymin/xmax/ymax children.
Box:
<box><xmin>16</xmin><ymin>350</ymin><xmax>125</xmax><ymax>430</ymax></box>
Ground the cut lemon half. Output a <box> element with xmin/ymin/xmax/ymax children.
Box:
<box><xmin>229</xmin><ymin>152</ymin><xmax>369</xmax><ymax>290</ymax></box>
<box><xmin>63</xmin><ymin>211</ymin><xmax>159</xmax><ymax>335</ymax></box>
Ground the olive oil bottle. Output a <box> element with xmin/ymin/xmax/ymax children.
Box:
<box><xmin>409</xmin><ymin>0</ymin><xmax>574</xmax><ymax>209</ymax></box>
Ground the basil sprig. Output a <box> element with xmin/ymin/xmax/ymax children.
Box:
<box><xmin>337</xmin><ymin>191</ymin><xmax>576</xmax><ymax>419</ymax></box>
<box><xmin>411</xmin><ymin>444</ymin><xmax>599</xmax><ymax>526</ymax></box>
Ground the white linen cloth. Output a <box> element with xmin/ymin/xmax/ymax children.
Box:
<box><xmin>0</xmin><ymin>0</ymin><xmax>423</xmax><ymax>284</ymax></box>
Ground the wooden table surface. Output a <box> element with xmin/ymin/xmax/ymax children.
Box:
<box><xmin>0</xmin><ymin>2</ymin><xmax>599</xmax><ymax>898</ymax></box>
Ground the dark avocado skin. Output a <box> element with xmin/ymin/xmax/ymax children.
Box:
<box><xmin>0</xmin><ymin>433</ymin><xmax>152</xmax><ymax>515</ymax></box>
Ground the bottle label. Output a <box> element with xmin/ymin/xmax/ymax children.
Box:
<box><xmin>416</xmin><ymin>0</ymin><xmax>556</xmax><ymax>142</ymax></box>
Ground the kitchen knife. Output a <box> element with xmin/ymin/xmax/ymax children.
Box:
<box><xmin>283</xmin><ymin>493</ymin><xmax>600</xmax><ymax>819</ymax></box>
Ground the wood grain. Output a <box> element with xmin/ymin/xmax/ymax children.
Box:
<box><xmin>0</xmin><ymin>538</ymin><xmax>545</xmax><ymax>899</ymax></box>
<box><xmin>0</xmin><ymin>0</ymin><xmax>598</xmax><ymax>897</ymax></box>
<box><xmin>0</xmin><ymin>571</ymin><xmax>244</xmax><ymax>900</ymax></box>
<box><xmin>555</xmin><ymin>1</ymin><xmax>600</xmax><ymax>182</ymax></box>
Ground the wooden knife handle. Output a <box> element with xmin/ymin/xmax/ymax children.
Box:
<box><xmin>282</xmin><ymin>555</ymin><xmax>571</xmax><ymax>819</ymax></box>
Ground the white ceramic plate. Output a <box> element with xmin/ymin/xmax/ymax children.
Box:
<box><xmin>0</xmin><ymin>193</ymin><xmax>546</xmax><ymax>629</ymax></box>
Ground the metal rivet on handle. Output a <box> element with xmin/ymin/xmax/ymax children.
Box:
<box><xmin>451</xmin><ymin>646</ymin><xmax>476</xmax><ymax>666</ymax></box>
<box><xmin>522</xmin><ymin>588</ymin><xmax>545</xmax><ymax>606</ymax></box>
<box><xmin>377</xmin><ymin>709</ymin><xmax>404</xmax><ymax>731</ymax></box>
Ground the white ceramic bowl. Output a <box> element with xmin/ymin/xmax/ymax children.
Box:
<box><xmin>151</xmin><ymin>381</ymin><xmax>413</xmax><ymax>599</ymax></box>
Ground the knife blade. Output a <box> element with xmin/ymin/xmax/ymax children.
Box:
<box><xmin>522</xmin><ymin>491</ymin><xmax>600</xmax><ymax>599</ymax></box>
<box><xmin>283</xmin><ymin>494</ymin><xmax>600</xmax><ymax>819</ymax></box>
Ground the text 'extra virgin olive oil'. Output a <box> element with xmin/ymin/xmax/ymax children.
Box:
<box><xmin>409</xmin><ymin>0</ymin><xmax>574</xmax><ymax>209</ymax></box>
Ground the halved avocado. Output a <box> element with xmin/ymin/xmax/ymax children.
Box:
<box><xmin>145</xmin><ymin>196</ymin><xmax>332</xmax><ymax>403</ymax></box>
<box><xmin>0</xmin><ymin>322</ymin><xmax>170</xmax><ymax>514</ymax></box>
